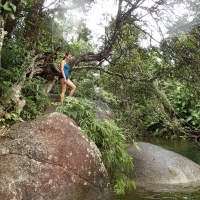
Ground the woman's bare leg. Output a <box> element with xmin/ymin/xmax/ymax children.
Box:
<box><xmin>60</xmin><ymin>78</ymin><xmax>67</xmax><ymax>104</ymax></box>
<box><xmin>66</xmin><ymin>79</ymin><xmax>77</xmax><ymax>97</ymax></box>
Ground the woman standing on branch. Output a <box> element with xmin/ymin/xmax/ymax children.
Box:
<box><xmin>59</xmin><ymin>52</ymin><xmax>76</xmax><ymax>104</ymax></box>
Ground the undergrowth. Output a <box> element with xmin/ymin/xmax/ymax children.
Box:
<box><xmin>53</xmin><ymin>97</ymin><xmax>137</xmax><ymax>195</ymax></box>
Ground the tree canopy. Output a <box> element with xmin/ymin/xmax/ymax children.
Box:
<box><xmin>0</xmin><ymin>0</ymin><xmax>200</xmax><ymax>140</ymax></box>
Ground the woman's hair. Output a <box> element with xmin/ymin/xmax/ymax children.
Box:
<box><xmin>63</xmin><ymin>52</ymin><xmax>71</xmax><ymax>60</ymax></box>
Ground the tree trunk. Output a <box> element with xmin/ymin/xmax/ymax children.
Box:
<box><xmin>0</xmin><ymin>17</ymin><xmax>7</xmax><ymax>68</ymax></box>
<box><xmin>4</xmin><ymin>0</ymin><xmax>21</xmax><ymax>38</ymax></box>
<box><xmin>25</xmin><ymin>0</ymin><xmax>45</xmax><ymax>48</ymax></box>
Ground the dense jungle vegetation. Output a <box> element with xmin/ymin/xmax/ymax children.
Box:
<box><xmin>1</xmin><ymin>0</ymin><xmax>200</xmax><ymax>195</ymax></box>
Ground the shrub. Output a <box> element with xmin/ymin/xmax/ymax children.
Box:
<box><xmin>54</xmin><ymin>97</ymin><xmax>136</xmax><ymax>195</ymax></box>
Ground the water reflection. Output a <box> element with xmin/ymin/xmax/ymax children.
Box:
<box><xmin>115</xmin><ymin>187</ymin><xmax>200</xmax><ymax>200</ymax></box>
<box><xmin>114</xmin><ymin>138</ymin><xmax>200</xmax><ymax>200</ymax></box>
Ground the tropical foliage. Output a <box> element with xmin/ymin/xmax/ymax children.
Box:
<box><xmin>54</xmin><ymin>97</ymin><xmax>136</xmax><ymax>195</ymax></box>
<box><xmin>1</xmin><ymin>0</ymin><xmax>200</xmax><ymax>195</ymax></box>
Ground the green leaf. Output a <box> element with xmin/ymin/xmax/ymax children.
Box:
<box><xmin>9</xmin><ymin>2</ymin><xmax>16</xmax><ymax>12</ymax></box>
<box><xmin>132</xmin><ymin>139</ymin><xmax>141</xmax><ymax>151</ymax></box>
<box><xmin>9</xmin><ymin>13</ymin><xmax>15</xmax><ymax>20</ymax></box>
<box><xmin>3</xmin><ymin>1</ymin><xmax>12</xmax><ymax>11</ymax></box>
<box><xmin>186</xmin><ymin>116</ymin><xmax>192</xmax><ymax>122</ymax></box>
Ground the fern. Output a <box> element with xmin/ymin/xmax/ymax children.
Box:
<box><xmin>53</xmin><ymin>97</ymin><xmax>136</xmax><ymax>195</ymax></box>
<box><xmin>21</xmin><ymin>77</ymin><xmax>50</xmax><ymax>119</ymax></box>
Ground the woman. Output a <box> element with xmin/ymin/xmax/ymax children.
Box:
<box><xmin>59</xmin><ymin>52</ymin><xmax>76</xmax><ymax>104</ymax></box>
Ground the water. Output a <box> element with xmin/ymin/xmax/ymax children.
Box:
<box><xmin>114</xmin><ymin>138</ymin><xmax>200</xmax><ymax>200</ymax></box>
<box><xmin>115</xmin><ymin>188</ymin><xmax>200</xmax><ymax>200</ymax></box>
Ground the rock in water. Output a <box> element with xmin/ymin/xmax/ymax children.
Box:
<box><xmin>0</xmin><ymin>112</ymin><xmax>111</xmax><ymax>200</ymax></box>
<box><xmin>126</xmin><ymin>142</ymin><xmax>200</xmax><ymax>187</ymax></box>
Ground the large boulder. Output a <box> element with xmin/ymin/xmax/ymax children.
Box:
<box><xmin>91</xmin><ymin>100</ymin><xmax>114</xmax><ymax>121</ymax></box>
<box><xmin>43</xmin><ymin>98</ymin><xmax>114</xmax><ymax>121</ymax></box>
<box><xmin>0</xmin><ymin>112</ymin><xmax>111</xmax><ymax>200</ymax></box>
<box><xmin>126</xmin><ymin>142</ymin><xmax>200</xmax><ymax>188</ymax></box>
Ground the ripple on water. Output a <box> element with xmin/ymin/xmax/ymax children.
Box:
<box><xmin>114</xmin><ymin>187</ymin><xmax>200</xmax><ymax>200</ymax></box>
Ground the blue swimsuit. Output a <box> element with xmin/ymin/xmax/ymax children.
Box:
<box><xmin>59</xmin><ymin>62</ymin><xmax>70</xmax><ymax>80</ymax></box>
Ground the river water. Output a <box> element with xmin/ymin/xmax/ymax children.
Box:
<box><xmin>114</xmin><ymin>138</ymin><xmax>200</xmax><ymax>200</ymax></box>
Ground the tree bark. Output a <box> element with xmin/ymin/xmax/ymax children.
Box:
<box><xmin>25</xmin><ymin>0</ymin><xmax>45</xmax><ymax>48</ymax></box>
<box><xmin>4</xmin><ymin>0</ymin><xmax>21</xmax><ymax>38</ymax></box>
<box><xmin>0</xmin><ymin>17</ymin><xmax>7</xmax><ymax>68</ymax></box>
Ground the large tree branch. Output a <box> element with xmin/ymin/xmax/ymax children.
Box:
<box><xmin>0</xmin><ymin>52</ymin><xmax>59</xmax><ymax>117</ymax></box>
<box><xmin>70</xmin><ymin>0</ymin><xmax>170</xmax><ymax>65</ymax></box>
<box><xmin>70</xmin><ymin>0</ymin><xmax>124</xmax><ymax>66</ymax></box>
<box><xmin>26</xmin><ymin>0</ymin><xmax>193</xmax><ymax>89</ymax></box>
<box><xmin>71</xmin><ymin>65</ymin><xmax>171</xmax><ymax>82</ymax></box>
